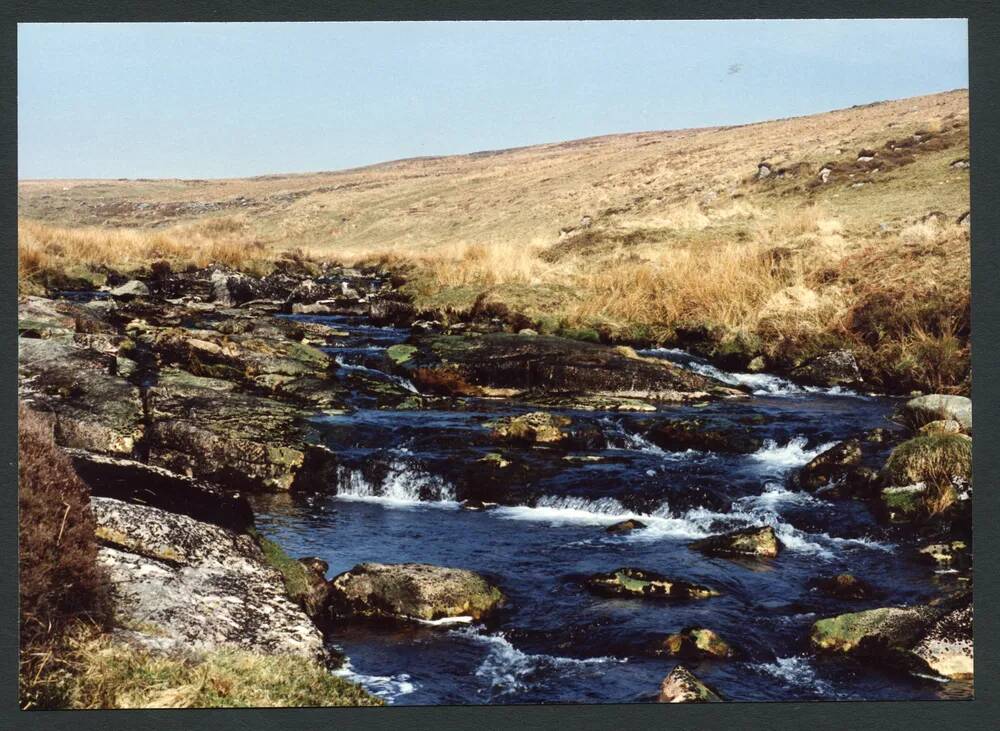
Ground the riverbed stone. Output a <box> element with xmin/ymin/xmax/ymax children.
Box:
<box><xmin>658</xmin><ymin>665</ymin><xmax>723</xmax><ymax>703</ymax></box>
<box><xmin>659</xmin><ymin>627</ymin><xmax>734</xmax><ymax>659</ymax></box>
<box><xmin>809</xmin><ymin>573</ymin><xmax>878</xmax><ymax>601</ymax></box>
<box><xmin>795</xmin><ymin>439</ymin><xmax>863</xmax><ymax>491</ymax></box>
<box><xmin>584</xmin><ymin>568</ymin><xmax>720</xmax><ymax>600</ymax></box>
<box><xmin>328</xmin><ymin>562</ymin><xmax>506</xmax><ymax>622</ymax></box>
<box><xmin>689</xmin><ymin>526</ymin><xmax>782</xmax><ymax>558</ymax></box>
<box><xmin>606</xmin><ymin>519</ymin><xmax>647</xmax><ymax>534</ymax></box>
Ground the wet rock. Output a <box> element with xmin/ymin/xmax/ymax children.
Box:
<box><xmin>210</xmin><ymin>269</ymin><xmax>260</xmax><ymax>307</ymax></box>
<box><xmin>658</xmin><ymin>627</ymin><xmax>734</xmax><ymax>659</ymax></box>
<box><xmin>809</xmin><ymin>573</ymin><xmax>878</xmax><ymax>601</ymax></box>
<box><xmin>109</xmin><ymin>279</ymin><xmax>150</xmax><ymax>299</ymax></box>
<box><xmin>789</xmin><ymin>349</ymin><xmax>862</xmax><ymax>388</ymax></box>
<box><xmin>658</xmin><ymin>665</ymin><xmax>723</xmax><ymax>703</ymax></box>
<box><xmin>584</xmin><ymin>568</ymin><xmax>720</xmax><ymax>600</ymax></box>
<box><xmin>606</xmin><ymin>519</ymin><xmax>647</xmax><ymax>534</ymax></box>
<box><xmin>18</xmin><ymin>337</ymin><xmax>144</xmax><ymax>456</ymax></box>
<box><xmin>404</xmin><ymin>333</ymin><xmax>744</xmax><ymax>403</ymax></box>
<box><xmin>92</xmin><ymin>497</ymin><xmax>324</xmax><ymax>658</ymax></box>
<box><xmin>645</xmin><ymin>418</ymin><xmax>762</xmax><ymax>454</ymax></box>
<box><xmin>66</xmin><ymin>448</ymin><xmax>254</xmax><ymax>533</ymax></box>
<box><xmin>488</xmin><ymin>411</ymin><xmax>571</xmax><ymax>444</ymax></box>
<box><xmin>689</xmin><ymin>526</ymin><xmax>782</xmax><ymax>558</ymax></box>
<box><xmin>900</xmin><ymin>394</ymin><xmax>971</xmax><ymax>434</ymax></box>
<box><xmin>795</xmin><ymin>439</ymin><xmax>862</xmax><ymax>490</ymax></box>
<box><xmin>328</xmin><ymin>562</ymin><xmax>505</xmax><ymax>622</ymax></box>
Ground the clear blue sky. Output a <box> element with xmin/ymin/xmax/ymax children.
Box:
<box><xmin>18</xmin><ymin>20</ymin><xmax>968</xmax><ymax>180</ymax></box>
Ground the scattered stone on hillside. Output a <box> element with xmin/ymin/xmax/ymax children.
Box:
<box><xmin>488</xmin><ymin>411</ymin><xmax>571</xmax><ymax>444</ymax></box>
<box><xmin>858</xmin><ymin>149</ymin><xmax>877</xmax><ymax>161</ymax></box>
<box><xmin>606</xmin><ymin>519</ymin><xmax>647</xmax><ymax>534</ymax></box>
<box><xmin>789</xmin><ymin>349</ymin><xmax>862</xmax><ymax>388</ymax></box>
<box><xmin>584</xmin><ymin>568</ymin><xmax>720</xmax><ymax>600</ymax></box>
<box><xmin>795</xmin><ymin>439</ymin><xmax>863</xmax><ymax>491</ymax></box>
<box><xmin>327</xmin><ymin>562</ymin><xmax>505</xmax><ymax>623</ymax></box>
<box><xmin>957</xmin><ymin>210</ymin><xmax>970</xmax><ymax>227</ymax></box>
<box><xmin>518</xmin><ymin>328</ymin><xmax>538</xmax><ymax>336</ymax></box>
<box><xmin>92</xmin><ymin>497</ymin><xmax>324</xmax><ymax>658</ymax></box>
<box><xmin>109</xmin><ymin>279</ymin><xmax>150</xmax><ymax>299</ymax></box>
<box><xmin>819</xmin><ymin>167</ymin><xmax>832</xmax><ymax>183</ymax></box>
<box><xmin>809</xmin><ymin>573</ymin><xmax>878</xmax><ymax>601</ymax></box>
<box><xmin>658</xmin><ymin>666</ymin><xmax>723</xmax><ymax>703</ymax></box>
<box><xmin>659</xmin><ymin>627</ymin><xmax>734</xmax><ymax>659</ymax></box>
<box><xmin>645</xmin><ymin>418</ymin><xmax>762</xmax><ymax>454</ymax></box>
<box><xmin>950</xmin><ymin>158</ymin><xmax>969</xmax><ymax>169</ymax></box>
<box><xmin>689</xmin><ymin>526</ymin><xmax>782</xmax><ymax>559</ymax></box>
<box><xmin>757</xmin><ymin>162</ymin><xmax>772</xmax><ymax>180</ymax></box>
<box><xmin>900</xmin><ymin>394</ymin><xmax>972</xmax><ymax>434</ymax></box>
<box><xmin>66</xmin><ymin>448</ymin><xmax>254</xmax><ymax>533</ymax></box>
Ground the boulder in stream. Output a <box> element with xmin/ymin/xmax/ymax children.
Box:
<box><xmin>658</xmin><ymin>627</ymin><xmax>734</xmax><ymax>659</ymax></box>
<box><xmin>689</xmin><ymin>526</ymin><xmax>782</xmax><ymax>558</ymax></box>
<box><xmin>795</xmin><ymin>439</ymin><xmax>863</xmax><ymax>491</ymax></box>
<box><xmin>899</xmin><ymin>394</ymin><xmax>971</xmax><ymax>434</ymax></box>
<box><xmin>658</xmin><ymin>665</ymin><xmax>723</xmax><ymax>703</ymax></box>
<box><xmin>328</xmin><ymin>562</ymin><xmax>506</xmax><ymax>623</ymax></box>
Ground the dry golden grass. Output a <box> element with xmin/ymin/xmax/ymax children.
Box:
<box><xmin>17</xmin><ymin>89</ymin><xmax>970</xmax><ymax>390</ymax></box>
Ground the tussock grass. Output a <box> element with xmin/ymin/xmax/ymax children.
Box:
<box><xmin>18</xmin><ymin>217</ymin><xmax>273</xmax><ymax>293</ymax></box>
<box><xmin>67</xmin><ymin>637</ymin><xmax>382</xmax><ymax>708</ymax></box>
<box><xmin>882</xmin><ymin>433</ymin><xmax>972</xmax><ymax>517</ymax></box>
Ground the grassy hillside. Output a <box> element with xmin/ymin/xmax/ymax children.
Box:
<box><xmin>18</xmin><ymin>89</ymin><xmax>970</xmax><ymax>393</ymax></box>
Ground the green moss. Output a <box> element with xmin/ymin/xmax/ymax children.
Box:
<box><xmin>558</xmin><ymin>326</ymin><xmax>600</xmax><ymax>343</ymax></box>
<box><xmin>386</xmin><ymin>344</ymin><xmax>418</xmax><ymax>364</ymax></box>
<box><xmin>251</xmin><ymin>531</ymin><xmax>312</xmax><ymax>607</ymax></box>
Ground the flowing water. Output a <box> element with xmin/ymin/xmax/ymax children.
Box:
<box><xmin>251</xmin><ymin>312</ymin><xmax>956</xmax><ymax>705</ymax></box>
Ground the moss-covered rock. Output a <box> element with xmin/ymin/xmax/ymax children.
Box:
<box><xmin>657</xmin><ymin>665</ymin><xmax>723</xmax><ymax>703</ymax></box>
<box><xmin>810</xmin><ymin>605</ymin><xmax>940</xmax><ymax>658</ymax></box>
<box><xmin>689</xmin><ymin>526</ymin><xmax>782</xmax><ymax>558</ymax></box>
<box><xmin>328</xmin><ymin>562</ymin><xmax>505</xmax><ymax>623</ymax></box>
<box><xmin>487</xmin><ymin>411</ymin><xmax>571</xmax><ymax>444</ymax></box>
<box><xmin>584</xmin><ymin>568</ymin><xmax>720</xmax><ymax>600</ymax></box>
<box><xmin>882</xmin><ymin>433</ymin><xmax>972</xmax><ymax>487</ymax></box>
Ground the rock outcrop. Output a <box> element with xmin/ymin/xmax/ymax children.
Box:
<box><xmin>644</xmin><ymin>418</ymin><xmax>762</xmax><ymax>454</ymax></box>
<box><xmin>328</xmin><ymin>562</ymin><xmax>506</xmax><ymax>623</ymax></box>
<box><xmin>900</xmin><ymin>394</ymin><xmax>972</xmax><ymax>434</ymax></box>
<box><xmin>92</xmin><ymin>497</ymin><xmax>324</xmax><ymax>659</ymax></box>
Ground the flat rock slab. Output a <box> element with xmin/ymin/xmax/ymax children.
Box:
<box><xmin>404</xmin><ymin>333</ymin><xmax>744</xmax><ymax>402</ymax></box>
<box><xmin>92</xmin><ymin>497</ymin><xmax>323</xmax><ymax>659</ymax></box>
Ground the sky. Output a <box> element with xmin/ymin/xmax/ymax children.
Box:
<box><xmin>18</xmin><ymin>20</ymin><xmax>968</xmax><ymax>180</ymax></box>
